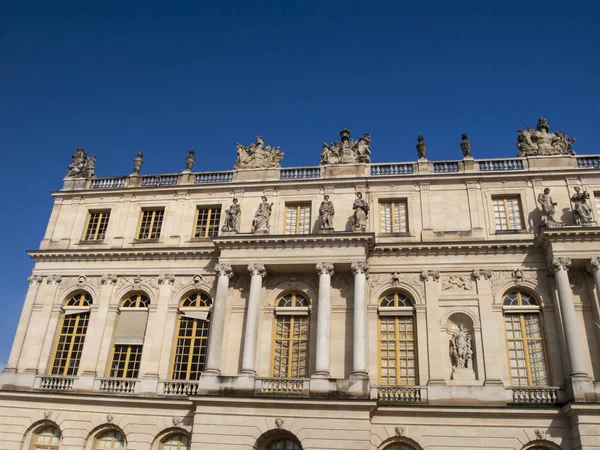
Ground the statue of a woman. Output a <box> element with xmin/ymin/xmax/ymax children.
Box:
<box><xmin>571</xmin><ymin>186</ymin><xmax>593</xmax><ymax>225</ymax></box>
<box><xmin>451</xmin><ymin>324</ymin><xmax>473</xmax><ymax>369</ymax></box>
<box><xmin>251</xmin><ymin>196</ymin><xmax>272</xmax><ymax>233</ymax></box>
<box><xmin>352</xmin><ymin>192</ymin><xmax>369</xmax><ymax>231</ymax></box>
<box><xmin>319</xmin><ymin>195</ymin><xmax>335</xmax><ymax>230</ymax></box>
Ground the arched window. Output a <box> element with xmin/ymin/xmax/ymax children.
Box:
<box><xmin>382</xmin><ymin>443</ymin><xmax>418</xmax><ymax>450</ymax></box>
<box><xmin>95</xmin><ymin>429</ymin><xmax>125</xmax><ymax>449</ymax></box>
<box><xmin>271</xmin><ymin>292</ymin><xmax>310</xmax><ymax>378</ymax></box>
<box><xmin>32</xmin><ymin>425</ymin><xmax>60</xmax><ymax>450</ymax></box>
<box><xmin>171</xmin><ymin>292</ymin><xmax>213</xmax><ymax>380</ymax></box>
<box><xmin>268</xmin><ymin>438</ymin><xmax>302</xmax><ymax>450</ymax></box>
<box><xmin>378</xmin><ymin>291</ymin><xmax>417</xmax><ymax>386</ymax></box>
<box><xmin>160</xmin><ymin>433</ymin><xmax>190</xmax><ymax>450</ymax></box>
<box><xmin>109</xmin><ymin>293</ymin><xmax>150</xmax><ymax>378</ymax></box>
<box><xmin>503</xmin><ymin>290</ymin><xmax>549</xmax><ymax>386</ymax></box>
<box><xmin>50</xmin><ymin>292</ymin><xmax>92</xmax><ymax>376</ymax></box>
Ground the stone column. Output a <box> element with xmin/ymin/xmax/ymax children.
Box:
<box><xmin>313</xmin><ymin>262</ymin><xmax>334</xmax><ymax>377</ymax></box>
<box><xmin>422</xmin><ymin>270</ymin><xmax>445</xmax><ymax>384</ymax></box>
<box><xmin>4</xmin><ymin>275</ymin><xmax>43</xmax><ymax>372</ymax></box>
<box><xmin>240</xmin><ymin>263</ymin><xmax>266</xmax><ymax>376</ymax></box>
<box><xmin>551</xmin><ymin>257</ymin><xmax>588</xmax><ymax>377</ymax></box>
<box><xmin>204</xmin><ymin>264</ymin><xmax>233</xmax><ymax>375</ymax></box>
<box><xmin>587</xmin><ymin>257</ymin><xmax>600</xmax><ymax>305</ymax></box>
<box><xmin>351</xmin><ymin>261</ymin><xmax>369</xmax><ymax>377</ymax></box>
<box><xmin>35</xmin><ymin>275</ymin><xmax>63</xmax><ymax>374</ymax></box>
<box><xmin>472</xmin><ymin>269</ymin><xmax>503</xmax><ymax>384</ymax></box>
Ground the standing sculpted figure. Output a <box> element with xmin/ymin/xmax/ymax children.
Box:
<box><xmin>352</xmin><ymin>192</ymin><xmax>369</xmax><ymax>231</ymax></box>
<box><xmin>451</xmin><ymin>324</ymin><xmax>473</xmax><ymax>370</ymax></box>
<box><xmin>538</xmin><ymin>188</ymin><xmax>558</xmax><ymax>226</ymax></box>
<box><xmin>222</xmin><ymin>198</ymin><xmax>241</xmax><ymax>233</ymax></box>
<box><xmin>319</xmin><ymin>195</ymin><xmax>335</xmax><ymax>231</ymax></box>
<box><xmin>133</xmin><ymin>151</ymin><xmax>144</xmax><ymax>175</ymax></box>
<box><xmin>252</xmin><ymin>196</ymin><xmax>273</xmax><ymax>233</ymax></box>
<box><xmin>571</xmin><ymin>186</ymin><xmax>594</xmax><ymax>225</ymax></box>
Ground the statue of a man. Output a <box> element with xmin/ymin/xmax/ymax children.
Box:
<box><xmin>538</xmin><ymin>188</ymin><xmax>558</xmax><ymax>226</ymax></box>
<box><xmin>352</xmin><ymin>192</ymin><xmax>369</xmax><ymax>231</ymax></box>
<box><xmin>133</xmin><ymin>151</ymin><xmax>144</xmax><ymax>175</ymax></box>
<box><xmin>222</xmin><ymin>198</ymin><xmax>241</xmax><ymax>233</ymax></box>
<box><xmin>319</xmin><ymin>195</ymin><xmax>335</xmax><ymax>230</ymax></box>
<box><xmin>571</xmin><ymin>186</ymin><xmax>594</xmax><ymax>225</ymax></box>
<box><xmin>185</xmin><ymin>149</ymin><xmax>195</xmax><ymax>171</ymax></box>
<box><xmin>251</xmin><ymin>196</ymin><xmax>273</xmax><ymax>233</ymax></box>
<box><xmin>451</xmin><ymin>324</ymin><xmax>473</xmax><ymax>370</ymax></box>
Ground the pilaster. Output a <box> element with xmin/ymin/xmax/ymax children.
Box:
<box><xmin>421</xmin><ymin>270</ymin><xmax>445</xmax><ymax>385</ymax></box>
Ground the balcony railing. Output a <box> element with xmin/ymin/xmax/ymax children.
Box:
<box><xmin>577</xmin><ymin>156</ymin><xmax>600</xmax><ymax>168</ymax></box>
<box><xmin>141</xmin><ymin>174</ymin><xmax>179</xmax><ymax>187</ymax></box>
<box><xmin>97</xmin><ymin>378</ymin><xmax>139</xmax><ymax>394</ymax></box>
<box><xmin>507</xmin><ymin>386</ymin><xmax>562</xmax><ymax>405</ymax></box>
<box><xmin>195</xmin><ymin>171</ymin><xmax>233</xmax><ymax>184</ymax></box>
<box><xmin>160</xmin><ymin>380</ymin><xmax>199</xmax><ymax>396</ymax></box>
<box><xmin>90</xmin><ymin>177</ymin><xmax>127</xmax><ymax>189</ymax></box>
<box><xmin>371</xmin><ymin>163</ymin><xmax>414</xmax><ymax>176</ymax></box>
<box><xmin>280</xmin><ymin>167</ymin><xmax>321</xmax><ymax>179</ymax></box>
<box><xmin>433</xmin><ymin>161</ymin><xmax>460</xmax><ymax>173</ymax></box>
<box><xmin>37</xmin><ymin>375</ymin><xmax>75</xmax><ymax>391</ymax></box>
<box><xmin>479</xmin><ymin>159</ymin><xmax>525</xmax><ymax>171</ymax></box>
<box><xmin>256</xmin><ymin>377</ymin><xmax>307</xmax><ymax>396</ymax></box>
<box><xmin>374</xmin><ymin>385</ymin><xmax>426</xmax><ymax>403</ymax></box>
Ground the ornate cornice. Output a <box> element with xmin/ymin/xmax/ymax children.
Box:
<box><xmin>373</xmin><ymin>240</ymin><xmax>534</xmax><ymax>257</ymax></box>
<box><xmin>28</xmin><ymin>247</ymin><xmax>215</xmax><ymax>263</ymax></box>
<box><xmin>213</xmin><ymin>232</ymin><xmax>374</xmax><ymax>249</ymax></box>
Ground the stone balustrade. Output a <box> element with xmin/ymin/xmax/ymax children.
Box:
<box><xmin>478</xmin><ymin>158</ymin><xmax>525</xmax><ymax>171</ymax></box>
<box><xmin>68</xmin><ymin>154</ymin><xmax>600</xmax><ymax>191</ymax></box>
<box><xmin>507</xmin><ymin>386</ymin><xmax>562</xmax><ymax>405</ymax></box>
<box><xmin>195</xmin><ymin>171</ymin><xmax>234</xmax><ymax>184</ymax></box>
<box><xmin>374</xmin><ymin>385</ymin><xmax>426</xmax><ymax>403</ymax></box>
<box><xmin>280</xmin><ymin>167</ymin><xmax>321</xmax><ymax>179</ymax></box>
<box><xmin>371</xmin><ymin>163</ymin><xmax>414</xmax><ymax>176</ymax></box>
<box><xmin>97</xmin><ymin>378</ymin><xmax>139</xmax><ymax>394</ymax></box>
<box><xmin>160</xmin><ymin>380</ymin><xmax>200</xmax><ymax>396</ymax></box>
<box><xmin>36</xmin><ymin>375</ymin><xmax>75</xmax><ymax>391</ymax></box>
<box><xmin>255</xmin><ymin>377</ymin><xmax>308</xmax><ymax>396</ymax></box>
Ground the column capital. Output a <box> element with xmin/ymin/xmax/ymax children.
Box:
<box><xmin>351</xmin><ymin>261</ymin><xmax>369</xmax><ymax>275</ymax></box>
<box><xmin>472</xmin><ymin>269</ymin><xmax>492</xmax><ymax>280</ymax></box>
<box><xmin>215</xmin><ymin>263</ymin><xmax>234</xmax><ymax>278</ymax></box>
<box><xmin>420</xmin><ymin>270</ymin><xmax>440</xmax><ymax>282</ymax></box>
<box><xmin>248</xmin><ymin>263</ymin><xmax>267</xmax><ymax>277</ymax></box>
<box><xmin>158</xmin><ymin>273</ymin><xmax>176</xmax><ymax>285</ymax></box>
<box><xmin>27</xmin><ymin>274</ymin><xmax>43</xmax><ymax>285</ymax></box>
<box><xmin>316</xmin><ymin>262</ymin><xmax>334</xmax><ymax>276</ymax></box>
<box><xmin>587</xmin><ymin>257</ymin><xmax>600</xmax><ymax>273</ymax></box>
<box><xmin>549</xmin><ymin>257</ymin><xmax>572</xmax><ymax>273</ymax></box>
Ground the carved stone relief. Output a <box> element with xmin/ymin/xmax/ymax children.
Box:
<box><xmin>490</xmin><ymin>270</ymin><xmax>550</xmax><ymax>299</ymax></box>
<box><xmin>368</xmin><ymin>273</ymin><xmax>425</xmax><ymax>301</ymax></box>
<box><xmin>441</xmin><ymin>275</ymin><xmax>473</xmax><ymax>292</ymax></box>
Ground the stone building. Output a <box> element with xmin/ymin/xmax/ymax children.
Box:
<box><xmin>2</xmin><ymin>120</ymin><xmax>600</xmax><ymax>449</ymax></box>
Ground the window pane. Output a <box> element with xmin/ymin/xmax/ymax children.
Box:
<box><xmin>493</xmin><ymin>197</ymin><xmax>523</xmax><ymax>231</ymax></box>
<box><xmin>138</xmin><ymin>209</ymin><xmax>164</xmax><ymax>239</ymax></box>
<box><xmin>51</xmin><ymin>312</ymin><xmax>89</xmax><ymax>376</ymax></box>
<box><xmin>195</xmin><ymin>207</ymin><xmax>221</xmax><ymax>238</ymax></box>
<box><xmin>85</xmin><ymin>211</ymin><xmax>110</xmax><ymax>240</ymax></box>
<box><xmin>285</xmin><ymin>204</ymin><xmax>311</xmax><ymax>235</ymax></box>
<box><xmin>379</xmin><ymin>315</ymin><xmax>417</xmax><ymax>385</ymax></box>
<box><xmin>171</xmin><ymin>317</ymin><xmax>210</xmax><ymax>380</ymax></box>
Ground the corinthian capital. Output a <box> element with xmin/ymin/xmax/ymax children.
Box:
<box><xmin>472</xmin><ymin>269</ymin><xmax>492</xmax><ymax>280</ymax></box>
<box><xmin>28</xmin><ymin>274</ymin><xmax>43</xmax><ymax>285</ymax></box>
<box><xmin>351</xmin><ymin>261</ymin><xmax>369</xmax><ymax>275</ymax></box>
<box><xmin>587</xmin><ymin>257</ymin><xmax>600</xmax><ymax>273</ymax></box>
<box><xmin>549</xmin><ymin>257</ymin><xmax>572</xmax><ymax>272</ymax></box>
<box><xmin>316</xmin><ymin>262</ymin><xmax>334</xmax><ymax>276</ymax></box>
<box><xmin>420</xmin><ymin>270</ymin><xmax>440</xmax><ymax>282</ymax></box>
<box><xmin>248</xmin><ymin>263</ymin><xmax>267</xmax><ymax>277</ymax></box>
<box><xmin>216</xmin><ymin>263</ymin><xmax>233</xmax><ymax>278</ymax></box>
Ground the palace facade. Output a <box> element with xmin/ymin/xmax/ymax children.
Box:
<box><xmin>2</xmin><ymin>122</ymin><xmax>600</xmax><ymax>450</ymax></box>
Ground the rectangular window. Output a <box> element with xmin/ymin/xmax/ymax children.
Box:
<box><xmin>379</xmin><ymin>200</ymin><xmax>408</xmax><ymax>233</ymax></box>
<box><xmin>171</xmin><ymin>317</ymin><xmax>210</xmax><ymax>380</ymax></box>
<box><xmin>50</xmin><ymin>313</ymin><xmax>89</xmax><ymax>376</ymax></box>
<box><xmin>492</xmin><ymin>196</ymin><xmax>523</xmax><ymax>231</ymax></box>
<box><xmin>285</xmin><ymin>203</ymin><xmax>311</xmax><ymax>235</ymax></box>
<box><xmin>272</xmin><ymin>315</ymin><xmax>309</xmax><ymax>377</ymax></box>
<box><xmin>505</xmin><ymin>313</ymin><xmax>549</xmax><ymax>386</ymax></box>
<box><xmin>194</xmin><ymin>206</ymin><xmax>221</xmax><ymax>238</ymax></box>
<box><xmin>84</xmin><ymin>211</ymin><xmax>110</xmax><ymax>241</ymax></box>
<box><xmin>595</xmin><ymin>193</ymin><xmax>600</xmax><ymax>217</ymax></box>
<box><xmin>109</xmin><ymin>344</ymin><xmax>143</xmax><ymax>378</ymax></box>
<box><xmin>379</xmin><ymin>316</ymin><xmax>417</xmax><ymax>385</ymax></box>
<box><xmin>137</xmin><ymin>209</ymin><xmax>164</xmax><ymax>240</ymax></box>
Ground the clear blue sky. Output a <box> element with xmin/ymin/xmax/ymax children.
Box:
<box><xmin>0</xmin><ymin>1</ymin><xmax>599</xmax><ymax>365</ymax></box>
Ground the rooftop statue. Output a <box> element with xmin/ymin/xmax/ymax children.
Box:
<box><xmin>516</xmin><ymin>117</ymin><xmax>576</xmax><ymax>157</ymax></box>
<box><xmin>66</xmin><ymin>148</ymin><xmax>96</xmax><ymax>179</ymax></box>
<box><xmin>416</xmin><ymin>135</ymin><xmax>427</xmax><ymax>160</ymax></box>
<box><xmin>235</xmin><ymin>136</ymin><xmax>283</xmax><ymax>170</ymax></box>
<box><xmin>320</xmin><ymin>129</ymin><xmax>371</xmax><ymax>165</ymax></box>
